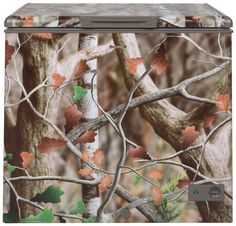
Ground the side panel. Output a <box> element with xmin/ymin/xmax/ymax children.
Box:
<box><xmin>4</xmin><ymin>31</ymin><xmax>232</xmax><ymax>223</ymax></box>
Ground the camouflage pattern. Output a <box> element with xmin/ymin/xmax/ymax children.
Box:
<box><xmin>5</xmin><ymin>3</ymin><xmax>232</xmax><ymax>28</ymax></box>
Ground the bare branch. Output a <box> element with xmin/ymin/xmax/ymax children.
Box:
<box><xmin>6</xmin><ymin>175</ymin><xmax>99</xmax><ymax>185</ymax></box>
<box><xmin>178</xmin><ymin>33</ymin><xmax>231</xmax><ymax>61</ymax></box>
<box><xmin>58</xmin><ymin>39</ymin><xmax>115</xmax><ymax>77</ymax></box>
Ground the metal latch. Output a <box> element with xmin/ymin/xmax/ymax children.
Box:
<box><xmin>79</xmin><ymin>16</ymin><xmax>157</xmax><ymax>28</ymax></box>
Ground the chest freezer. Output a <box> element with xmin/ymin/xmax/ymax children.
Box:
<box><xmin>4</xmin><ymin>3</ymin><xmax>232</xmax><ymax>223</ymax></box>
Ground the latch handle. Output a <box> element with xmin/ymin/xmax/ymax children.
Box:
<box><xmin>79</xmin><ymin>16</ymin><xmax>157</xmax><ymax>28</ymax></box>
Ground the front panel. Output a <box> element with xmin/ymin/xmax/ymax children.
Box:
<box><xmin>4</xmin><ymin>31</ymin><xmax>232</xmax><ymax>223</ymax></box>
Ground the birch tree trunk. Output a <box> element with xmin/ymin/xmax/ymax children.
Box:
<box><xmin>78</xmin><ymin>33</ymin><xmax>101</xmax><ymax>217</ymax></box>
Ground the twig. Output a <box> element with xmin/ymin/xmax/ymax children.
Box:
<box><xmin>68</xmin><ymin>61</ymin><xmax>230</xmax><ymax>141</ymax></box>
<box><xmin>218</xmin><ymin>33</ymin><xmax>224</xmax><ymax>57</ymax></box>
<box><xmin>96</xmin><ymin>68</ymin><xmax>153</xmax><ymax>221</ymax></box>
<box><xmin>111</xmin><ymin>177</ymin><xmax>231</xmax><ymax>219</ymax></box>
<box><xmin>91</xmin><ymin>71</ymin><xmax>138</xmax><ymax>148</ymax></box>
<box><xmin>178</xmin><ymin>33</ymin><xmax>231</xmax><ymax>61</ymax></box>
<box><xmin>6</xmin><ymin>175</ymin><xmax>99</xmax><ymax>185</ymax></box>
<box><xmin>4</xmin><ymin>176</ymin><xmax>83</xmax><ymax>221</ymax></box>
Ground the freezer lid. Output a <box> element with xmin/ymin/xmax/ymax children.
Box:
<box><xmin>5</xmin><ymin>3</ymin><xmax>232</xmax><ymax>29</ymax></box>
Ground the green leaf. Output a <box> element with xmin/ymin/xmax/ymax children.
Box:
<box><xmin>70</xmin><ymin>200</ymin><xmax>87</xmax><ymax>215</ymax></box>
<box><xmin>72</xmin><ymin>85</ymin><xmax>87</xmax><ymax>103</ymax></box>
<box><xmin>134</xmin><ymin>175</ymin><xmax>142</xmax><ymax>185</ymax></box>
<box><xmin>4</xmin><ymin>153</ymin><xmax>13</xmax><ymax>161</ymax></box>
<box><xmin>31</xmin><ymin>185</ymin><xmax>64</xmax><ymax>203</ymax></box>
<box><xmin>21</xmin><ymin>208</ymin><xmax>54</xmax><ymax>223</ymax></box>
<box><xmin>162</xmin><ymin>173</ymin><xmax>185</xmax><ymax>194</ymax></box>
<box><xmin>81</xmin><ymin>217</ymin><xmax>95</xmax><ymax>223</ymax></box>
<box><xmin>3</xmin><ymin>210</ymin><xmax>17</xmax><ymax>223</ymax></box>
<box><xmin>4</xmin><ymin>162</ymin><xmax>16</xmax><ymax>173</ymax></box>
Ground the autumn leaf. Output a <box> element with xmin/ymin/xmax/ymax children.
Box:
<box><xmin>203</xmin><ymin>115</ymin><xmax>216</xmax><ymax>128</ymax></box>
<box><xmin>74</xmin><ymin>131</ymin><xmax>97</xmax><ymax>144</ymax></box>
<box><xmin>78</xmin><ymin>168</ymin><xmax>93</xmax><ymax>177</ymax></box>
<box><xmin>181</xmin><ymin>126</ymin><xmax>199</xmax><ymax>149</ymax></box>
<box><xmin>74</xmin><ymin>60</ymin><xmax>90</xmax><ymax>79</ymax></box>
<box><xmin>177</xmin><ymin>178</ymin><xmax>192</xmax><ymax>189</ymax></box>
<box><xmin>39</xmin><ymin>137</ymin><xmax>65</xmax><ymax>153</ymax></box>
<box><xmin>3</xmin><ymin>166</ymin><xmax>8</xmax><ymax>174</ymax></box>
<box><xmin>81</xmin><ymin>149</ymin><xmax>89</xmax><ymax>162</ymax></box>
<box><xmin>130</xmin><ymin>146</ymin><xmax>152</xmax><ymax>160</ymax></box>
<box><xmin>32</xmin><ymin>33</ymin><xmax>53</xmax><ymax>40</ymax></box>
<box><xmin>52</xmin><ymin>73</ymin><xmax>66</xmax><ymax>90</ymax></box>
<box><xmin>216</xmin><ymin>94</ymin><xmax>231</xmax><ymax>112</ymax></box>
<box><xmin>126</xmin><ymin>58</ymin><xmax>143</xmax><ymax>74</ymax></box>
<box><xmin>19</xmin><ymin>15</ymin><xmax>33</xmax><ymax>27</ymax></box>
<box><xmin>72</xmin><ymin>85</ymin><xmax>87</xmax><ymax>103</ymax></box>
<box><xmin>98</xmin><ymin>175</ymin><xmax>112</xmax><ymax>192</ymax></box>
<box><xmin>152</xmin><ymin>186</ymin><xmax>163</xmax><ymax>204</ymax></box>
<box><xmin>146</xmin><ymin>168</ymin><xmax>164</xmax><ymax>180</ymax></box>
<box><xmin>150</xmin><ymin>45</ymin><xmax>169</xmax><ymax>75</ymax></box>
<box><xmin>5</xmin><ymin>40</ymin><xmax>15</xmax><ymax>67</ymax></box>
<box><xmin>64</xmin><ymin>106</ymin><xmax>83</xmax><ymax>133</ymax></box>
<box><xmin>92</xmin><ymin>149</ymin><xmax>104</xmax><ymax>167</ymax></box>
<box><xmin>20</xmin><ymin>151</ymin><xmax>34</xmax><ymax>168</ymax></box>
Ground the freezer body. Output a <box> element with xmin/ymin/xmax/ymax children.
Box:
<box><xmin>4</xmin><ymin>4</ymin><xmax>232</xmax><ymax>223</ymax></box>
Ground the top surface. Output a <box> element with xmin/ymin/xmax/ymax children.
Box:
<box><xmin>5</xmin><ymin>3</ymin><xmax>232</xmax><ymax>28</ymax></box>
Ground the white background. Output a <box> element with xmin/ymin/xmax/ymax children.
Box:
<box><xmin>0</xmin><ymin>0</ymin><xmax>235</xmax><ymax>225</ymax></box>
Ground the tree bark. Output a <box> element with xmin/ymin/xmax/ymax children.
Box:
<box><xmin>12</xmin><ymin>34</ymin><xmax>60</xmax><ymax>218</ymax></box>
<box><xmin>78</xmin><ymin>33</ymin><xmax>100</xmax><ymax>217</ymax></box>
<box><xmin>112</xmin><ymin>33</ymin><xmax>232</xmax><ymax>222</ymax></box>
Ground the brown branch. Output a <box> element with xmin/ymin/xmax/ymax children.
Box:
<box><xmin>114</xmin><ymin>185</ymin><xmax>160</xmax><ymax>222</ymax></box>
<box><xmin>58</xmin><ymin>39</ymin><xmax>115</xmax><ymax>77</ymax></box>
<box><xmin>111</xmin><ymin>33</ymin><xmax>232</xmax><ymax>222</ymax></box>
<box><xmin>112</xmin><ymin>177</ymin><xmax>231</xmax><ymax>220</ymax></box>
<box><xmin>68</xmin><ymin>61</ymin><xmax>229</xmax><ymax>143</ymax></box>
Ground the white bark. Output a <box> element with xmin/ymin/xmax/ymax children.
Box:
<box><xmin>78</xmin><ymin>33</ymin><xmax>100</xmax><ymax>217</ymax></box>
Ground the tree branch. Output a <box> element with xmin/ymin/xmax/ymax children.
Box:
<box><xmin>58</xmin><ymin>39</ymin><xmax>115</xmax><ymax>77</ymax></box>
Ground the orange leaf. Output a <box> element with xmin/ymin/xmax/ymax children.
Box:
<box><xmin>4</xmin><ymin>167</ymin><xmax>8</xmax><ymax>173</ymax></box>
<box><xmin>177</xmin><ymin>178</ymin><xmax>192</xmax><ymax>189</ymax></box>
<box><xmin>52</xmin><ymin>73</ymin><xmax>66</xmax><ymax>90</ymax></box>
<box><xmin>203</xmin><ymin>115</ymin><xmax>216</xmax><ymax>128</ymax></box>
<box><xmin>126</xmin><ymin>58</ymin><xmax>143</xmax><ymax>74</ymax></box>
<box><xmin>81</xmin><ymin>149</ymin><xmax>89</xmax><ymax>162</ymax></box>
<box><xmin>216</xmin><ymin>94</ymin><xmax>231</xmax><ymax>112</ymax></box>
<box><xmin>19</xmin><ymin>15</ymin><xmax>33</xmax><ymax>27</ymax></box>
<box><xmin>64</xmin><ymin>106</ymin><xmax>83</xmax><ymax>133</ymax></box>
<box><xmin>38</xmin><ymin>137</ymin><xmax>65</xmax><ymax>153</ymax></box>
<box><xmin>146</xmin><ymin>168</ymin><xmax>164</xmax><ymax>180</ymax></box>
<box><xmin>152</xmin><ymin>186</ymin><xmax>163</xmax><ymax>204</ymax></box>
<box><xmin>150</xmin><ymin>45</ymin><xmax>169</xmax><ymax>75</ymax></box>
<box><xmin>92</xmin><ymin>149</ymin><xmax>104</xmax><ymax>167</ymax></box>
<box><xmin>98</xmin><ymin>175</ymin><xmax>112</xmax><ymax>192</ymax></box>
<box><xmin>130</xmin><ymin>146</ymin><xmax>152</xmax><ymax>160</ymax></box>
<box><xmin>20</xmin><ymin>151</ymin><xmax>34</xmax><ymax>168</ymax></box>
<box><xmin>74</xmin><ymin>131</ymin><xmax>97</xmax><ymax>144</ymax></box>
<box><xmin>74</xmin><ymin>60</ymin><xmax>90</xmax><ymax>79</ymax></box>
<box><xmin>32</xmin><ymin>33</ymin><xmax>53</xmax><ymax>40</ymax></box>
<box><xmin>5</xmin><ymin>40</ymin><xmax>15</xmax><ymax>67</ymax></box>
<box><xmin>78</xmin><ymin>168</ymin><xmax>93</xmax><ymax>177</ymax></box>
<box><xmin>181</xmin><ymin>126</ymin><xmax>199</xmax><ymax>149</ymax></box>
